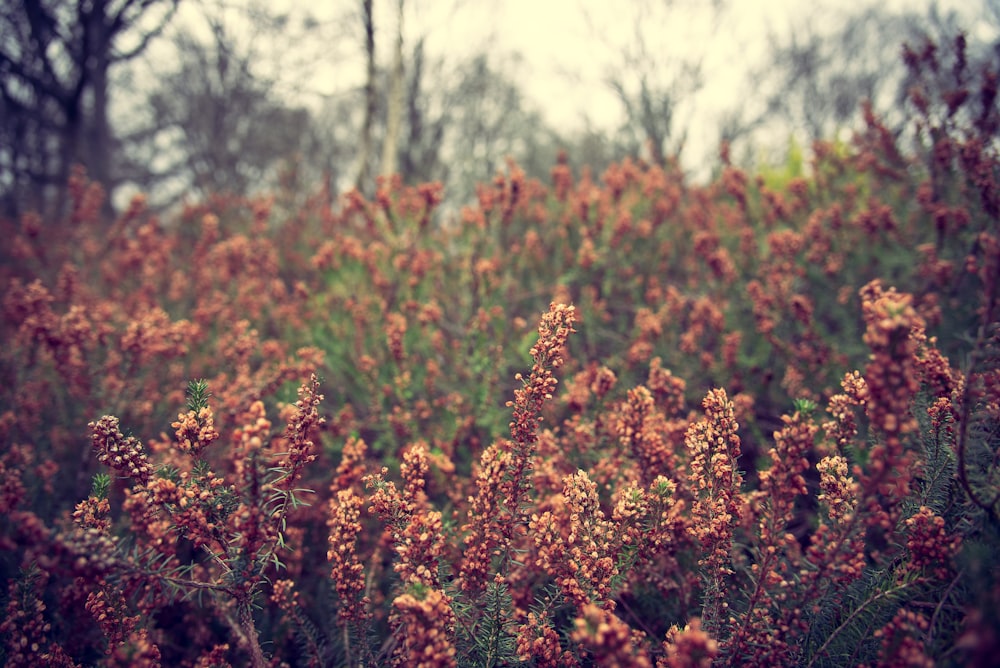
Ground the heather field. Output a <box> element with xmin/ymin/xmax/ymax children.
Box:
<box><xmin>2</xmin><ymin>42</ymin><xmax>1000</xmax><ymax>668</ymax></box>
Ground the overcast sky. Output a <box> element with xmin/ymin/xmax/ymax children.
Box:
<box><xmin>383</xmin><ymin>0</ymin><xmax>985</xmax><ymax>171</ymax></box>
<box><xmin>154</xmin><ymin>0</ymin><xmax>991</xmax><ymax>178</ymax></box>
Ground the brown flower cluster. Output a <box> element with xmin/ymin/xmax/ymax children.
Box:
<box><xmin>460</xmin><ymin>303</ymin><xmax>576</xmax><ymax>595</ymax></box>
<box><xmin>274</xmin><ymin>373</ymin><xmax>324</xmax><ymax>486</ymax></box>
<box><xmin>366</xmin><ymin>444</ymin><xmax>447</xmax><ymax>589</ymax></box>
<box><xmin>171</xmin><ymin>406</ymin><xmax>220</xmax><ymax>455</ymax></box>
<box><xmin>89</xmin><ymin>415</ymin><xmax>154</xmax><ymax>485</ymax></box>
<box><xmin>85</xmin><ymin>581</ymin><xmax>141</xmax><ymax>653</ymax></box>
<box><xmin>144</xmin><ymin>469</ymin><xmax>230</xmax><ymax>550</ymax></box>
<box><xmin>231</xmin><ymin>399</ymin><xmax>271</xmax><ymax>483</ymax></box>
<box><xmin>860</xmin><ymin>280</ymin><xmax>922</xmax><ymax>443</ymax></box>
<box><xmin>74</xmin><ymin>376</ymin><xmax>329</xmax><ymax>666</ymax></box>
<box><xmin>0</xmin><ymin>568</ymin><xmax>77</xmax><ymax>667</ymax></box>
<box><xmin>617</xmin><ymin>386</ymin><xmax>678</xmax><ymax>486</ymax></box>
<box><xmin>508</xmin><ymin>302</ymin><xmax>577</xmax><ymax>448</ymax></box>
<box><xmin>571</xmin><ymin>603</ymin><xmax>652</xmax><ymax>668</ymax></box>
<box><xmin>684</xmin><ymin>388</ymin><xmax>744</xmax><ymax>630</ymax></box>
<box><xmin>327</xmin><ymin>488</ymin><xmax>371</xmax><ymax>625</ymax></box>
<box><xmin>755</xmin><ymin>409</ymin><xmax>815</xmax><ymax>545</ymax></box>
<box><xmin>103</xmin><ymin>629</ymin><xmax>162</xmax><ymax>668</ymax></box>
<box><xmin>516</xmin><ymin>610</ymin><xmax>574</xmax><ymax>666</ymax></box>
<box><xmin>859</xmin><ymin>280</ymin><xmax>925</xmax><ymax>525</ymax></box>
<box><xmin>334</xmin><ymin>435</ymin><xmax>369</xmax><ymax>490</ymax></box>
<box><xmin>389</xmin><ymin>587</ymin><xmax>458</xmax><ymax>668</ymax></box>
<box><xmin>823</xmin><ymin>370</ymin><xmax>869</xmax><ymax>450</ymax></box>
<box><xmin>658</xmin><ymin>618</ymin><xmax>719</xmax><ymax>668</ymax></box>
<box><xmin>270</xmin><ymin>580</ymin><xmax>322</xmax><ymax>667</ymax></box>
<box><xmin>727</xmin><ymin>408</ymin><xmax>817</xmax><ymax>664</ymax></box>
<box><xmin>816</xmin><ymin>454</ymin><xmax>859</xmax><ymax>525</ymax></box>
<box><xmin>531</xmin><ymin>470</ymin><xmax>618</xmax><ymax>611</ymax></box>
<box><xmin>564</xmin><ymin>362</ymin><xmax>617</xmax><ymax>412</ymax></box>
<box><xmin>193</xmin><ymin>644</ymin><xmax>232</xmax><ymax>668</ymax></box>
<box><xmin>771</xmin><ymin>453</ymin><xmax>866</xmax><ymax>657</ymax></box>
<box><xmin>385</xmin><ymin>311</ymin><xmax>408</xmax><ymax>363</ymax></box>
<box><xmin>72</xmin><ymin>495</ymin><xmax>111</xmax><ymax>532</ymax></box>
<box><xmin>456</xmin><ymin>441</ymin><xmax>510</xmax><ymax>595</ymax></box>
<box><xmin>874</xmin><ymin>608</ymin><xmax>933</xmax><ymax>668</ymax></box>
<box><xmin>0</xmin><ymin>445</ymin><xmax>30</xmax><ymax>517</ymax></box>
<box><xmin>904</xmin><ymin>506</ymin><xmax>962</xmax><ymax>580</ymax></box>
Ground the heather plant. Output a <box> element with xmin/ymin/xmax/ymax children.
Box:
<box><xmin>8</xmin><ymin>376</ymin><xmax>324</xmax><ymax>666</ymax></box>
<box><xmin>2</xmin><ymin>30</ymin><xmax>1000</xmax><ymax>667</ymax></box>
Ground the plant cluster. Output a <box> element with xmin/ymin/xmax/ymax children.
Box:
<box><xmin>1</xmin><ymin>33</ymin><xmax>999</xmax><ymax>667</ymax></box>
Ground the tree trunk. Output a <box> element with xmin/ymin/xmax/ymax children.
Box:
<box><xmin>379</xmin><ymin>0</ymin><xmax>404</xmax><ymax>178</ymax></box>
<box><xmin>355</xmin><ymin>0</ymin><xmax>376</xmax><ymax>193</ymax></box>
<box><xmin>86</xmin><ymin>0</ymin><xmax>116</xmax><ymax>217</ymax></box>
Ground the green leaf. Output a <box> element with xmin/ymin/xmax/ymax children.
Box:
<box><xmin>794</xmin><ymin>397</ymin><xmax>818</xmax><ymax>416</ymax></box>
<box><xmin>185</xmin><ymin>379</ymin><xmax>211</xmax><ymax>412</ymax></box>
<box><xmin>91</xmin><ymin>472</ymin><xmax>111</xmax><ymax>499</ymax></box>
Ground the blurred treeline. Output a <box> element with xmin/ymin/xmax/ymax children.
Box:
<box><xmin>1</xmin><ymin>0</ymin><xmax>997</xmax><ymax>219</ymax></box>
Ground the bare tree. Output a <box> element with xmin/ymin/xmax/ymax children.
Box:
<box><xmin>125</xmin><ymin>13</ymin><xmax>311</xmax><ymax>205</ymax></box>
<box><xmin>605</xmin><ymin>30</ymin><xmax>701</xmax><ymax>165</ymax></box>
<box><xmin>354</xmin><ymin>0</ymin><xmax>376</xmax><ymax>192</ymax></box>
<box><xmin>311</xmin><ymin>41</ymin><xmax>559</xmax><ymax>206</ymax></box>
<box><xmin>0</xmin><ymin>0</ymin><xmax>178</xmax><ymax>218</ymax></box>
<box><xmin>761</xmin><ymin>7</ymin><xmax>923</xmax><ymax>142</ymax></box>
<box><xmin>380</xmin><ymin>0</ymin><xmax>405</xmax><ymax>177</ymax></box>
<box><xmin>724</xmin><ymin>1</ymin><xmax>997</xmax><ymax>166</ymax></box>
<box><xmin>398</xmin><ymin>37</ymin><xmax>446</xmax><ymax>184</ymax></box>
<box><xmin>580</xmin><ymin>0</ymin><xmax>724</xmax><ymax>168</ymax></box>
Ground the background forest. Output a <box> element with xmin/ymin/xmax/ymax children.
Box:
<box><xmin>2</xmin><ymin>1</ymin><xmax>1000</xmax><ymax>667</ymax></box>
<box><xmin>1</xmin><ymin>0</ymin><xmax>995</xmax><ymax>219</ymax></box>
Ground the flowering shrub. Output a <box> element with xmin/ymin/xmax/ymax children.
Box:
<box><xmin>2</xmin><ymin>33</ymin><xmax>999</xmax><ymax>667</ymax></box>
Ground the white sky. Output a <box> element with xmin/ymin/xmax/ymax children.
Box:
<box><xmin>381</xmin><ymin>0</ymin><xmax>795</xmax><ymax>129</ymax></box>
<box><xmin>383</xmin><ymin>0</ymin><xmax>985</xmax><ymax>172</ymax></box>
<box><xmin>283</xmin><ymin>0</ymin><xmax>812</xmax><ymax>174</ymax></box>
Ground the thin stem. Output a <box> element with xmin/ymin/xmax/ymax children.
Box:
<box><xmin>926</xmin><ymin>570</ymin><xmax>964</xmax><ymax>647</ymax></box>
<box><xmin>158</xmin><ymin>575</ymin><xmax>232</xmax><ymax>594</ymax></box>
<box><xmin>238</xmin><ymin>593</ymin><xmax>268</xmax><ymax>668</ymax></box>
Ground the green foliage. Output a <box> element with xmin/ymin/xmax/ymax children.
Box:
<box><xmin>803</xmin><ymin>567</ymin><xmax>924</xmax><ymax>667</ymax></box>
<box><xmin>757</xmin><ymin>133</ymin><xmax>807</xmax><ymax>191</ymax></box>
<box><xmin>90</xmin><ymin>472</ymin><xmax>111</xmax><ymax>500</ymax></box>
<box><xmin>185</xmin><ymin>379</ymin><xmax>211</xmax><ymax>413</ymax></box>
<box><xmin>793</xmin><ymin>397</ymin><xmax>818</xmax><ymax>416</ymax></box>
<box><xmin>458</xmin><ymin>578</ymin><xmax>518</xmax><ymax>668</ymax></box>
